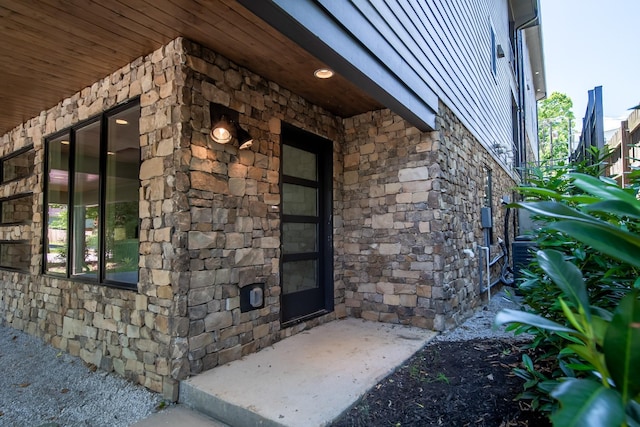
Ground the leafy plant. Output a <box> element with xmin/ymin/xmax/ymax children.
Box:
<box><xmin>495</xmin><ymin>154</ymin><xmax>640</xmax><ymax>426</ymax></box>
<box><xmin>497</xmin><ymin>251</ymin><xmax>640</xmax><ymax>426</ymax></box>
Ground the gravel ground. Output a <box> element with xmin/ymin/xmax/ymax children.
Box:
<box><xmin>435</xmin><ymin>287</ymin><xmax>528</xmax><ymax>342</ymax></box>
<box><xmin>0</xmin><ymin>288</ymin><xmax>523</xmax><ymax>427</ymax></box>
<box><xmin>0</xmin><ymin>325</ymin><xmax>163</xmax><ymax>427</ymax></box>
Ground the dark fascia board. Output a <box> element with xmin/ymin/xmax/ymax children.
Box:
<box><xmin>239</xmin><ymin>0</ymin><xmax>437</xmax><ymax>131</ymax></box>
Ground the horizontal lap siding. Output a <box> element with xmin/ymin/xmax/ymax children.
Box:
<box><xmin>321</xmin><ymin>0</ymin><xmax>514</xmax><ymax>155</ymax></box>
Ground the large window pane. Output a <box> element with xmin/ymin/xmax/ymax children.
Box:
<box><xmin>2</xmin><ymin>148</ymin><xmax>35</xmax><ymax>183</ymax></box>
<box><xmin>283</xmin><ymin>145</ymin><xmax>317</xmax><ymax>180</ymax></box>
<box><xmin>1</xmin><ymin>195</ymin><xmax>32</xmax><ymax>224</ymax></box>
<box><xmin>44</xmin><ymin>100</ymin><xmax>140</xmax><ymax>286</ymax></box>
<box><xmin>104</xmin><ymin>107</ymin><xmax>139</xmax><ymax>284</ymax></box>
<box><xmin>72</xmin><ymin>122</ymin><xmax>100</xmax><ymax>279</ymax></box>
<box><xmin>0</xmin><ymin>242</ymin><xmax>30</xmax><ymax>271</ymax></box>
<box><xmin>282</xmin><ymin>183</ymin><xmax>317</xmax><ymax>216</ymax></box>
<box><xmin>283</xmin><ymin>260</ymin><xmax>317</xmax><ymax>294</ymax></box>
<box><xmin>283</xmin><ymin>223</ymin><xmax>317</xmax><ymax>254</ymax></box>
<box><xmin>46</xmin><ymin>135</ymin><xmax>70</xmax><ymax>275</ymax></box>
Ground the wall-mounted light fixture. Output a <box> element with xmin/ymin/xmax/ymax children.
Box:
<box><xmin>496</xmin><ymin>44</ymin><xmax>505</xmax><ymax>58</ymax></box>
<box><xmin>210</xmin><ymin>103</ymin><xmax>254</xmax><ymax>150</ymax></box>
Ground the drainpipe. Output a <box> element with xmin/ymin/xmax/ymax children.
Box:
<box><xmin>514</xmin><ymin>2</ymin><xmax>541</xmax><ymax>180</ymax></box>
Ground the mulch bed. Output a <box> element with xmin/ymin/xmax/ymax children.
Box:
<box><xmin>331</xmin><ymin>338</ymin><xmax>551</xmax><ymax>427</ymax></box>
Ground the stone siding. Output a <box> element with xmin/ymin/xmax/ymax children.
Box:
<box><xmin>339</xmin><ymin>104</ymin><xmax>517</xmax><ymax>331</ymax></box>
<box><xmin>0</xmin><ymin>39</ymin><xmax>185</xmax><ymax>399</ymax></box>
<box><xmin>0</xmin><ymin>34</ymin><xmax>522</xmax><ymax>400</ymax></box>
<box><xmin>176</xmin><ymin>40</ymin><xmax>346</xmax><ymax>377</ymax></box>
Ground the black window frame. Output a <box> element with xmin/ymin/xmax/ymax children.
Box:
<box><xmin>43</xmin><ymin>99</ymin><xmax>141</xmax><ymax>290</ymax></box>
<box><xmin>490</xmin><ymin>24</ymin><xmax>498</xmax><ymax>78</ymax></box>
<box><xmin>0</xmin><ymin>145</ymin><xmax>35</xmax><ymax>184</ymax></box>
<box><xmin>0</xmin><ymin>240</ymin><xmax>31</xmax><ymax>272</ymax></box>
<box><xmin>0</xmin><ymin>193</ymin><xmax>34</xmax><ymax>225</ymax></box>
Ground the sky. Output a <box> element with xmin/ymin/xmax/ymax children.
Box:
<box><xmin>539</xmin><ymin>0</ymin><xmax>640</xmax><ymax>131</ymax></box>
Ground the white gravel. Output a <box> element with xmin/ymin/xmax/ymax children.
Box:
<box><xmin>434</xmin><ymin>287</ymin><xmax>529</xmax><ymax>342</ymax></box>
<box><xmin>0</xmin><ymin>325</ymin><xmax>163</xmax><ymax>427</ymax></box>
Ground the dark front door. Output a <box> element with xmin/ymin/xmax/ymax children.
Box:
<box><xmin>280</xmin><ymin>124</ymin><xmax>333</xmax><ymax>324</ymax></box>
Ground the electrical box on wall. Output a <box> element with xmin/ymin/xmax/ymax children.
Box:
<box><xmin>240</xmin><ymin>283</ymin><xmax>265</xmax><ymax>312</ymax></box>
<box><xmin>480</xmin><ymin>207</ymin><xmax>493</xmax><ymax>229</ymax></box>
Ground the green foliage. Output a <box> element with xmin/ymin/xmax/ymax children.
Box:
<box><xmin>538</xmin><ymin>92</ymin><xmax>575</xmax><ymax>165</ymax></box>
<box><xmin>495</xmin><ymin>150</ymin><xmax>640</xmax><ymax>426</ymax></box>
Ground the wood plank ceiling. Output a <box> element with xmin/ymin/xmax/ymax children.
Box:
<box><xmin>0</xmin><ymin>0</ymin><xmax>382</xmax><ymax>135</ymax></box>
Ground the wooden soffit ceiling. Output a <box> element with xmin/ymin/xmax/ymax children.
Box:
<box><xmin>0</xmin><ymin>0</ymin><xmax>382</xmax><ymax>135</ymax></box>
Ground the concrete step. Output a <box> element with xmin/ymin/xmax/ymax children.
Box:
<box><xmin>178</xmin><ymin>318</ymin><xmax>436</xmax><ymax>427</ymax></box>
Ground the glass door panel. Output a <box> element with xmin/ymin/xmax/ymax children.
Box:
<box><xmin>281</xmin><ymin>125</ymin><xmax>333</xmax><ymax>323</ymax></box>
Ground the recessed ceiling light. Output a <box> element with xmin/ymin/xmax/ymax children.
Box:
<box><xmin>61</xmin><ymin>140</ymin><xmax>69</xmax><ymax>145</ymax></box>
<box><xmin>115</xmin><ymin>119</ymin><xmax>128</xmax><ymax>125</ymax></box>
<box><xmin>107</xmin><ymin>151</ymin><xmax>116</xmax><ymax>156</ymax></box>
<box><xmin>314</xmin><ymin>68</ymin><xmax>334</xmax><ymax>79</ymax></box>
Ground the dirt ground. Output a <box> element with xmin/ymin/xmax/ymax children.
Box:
<box><xmin>331</xmin><ymin>338</ymin><xmax>551</xmax><ymax>427</ymax></box>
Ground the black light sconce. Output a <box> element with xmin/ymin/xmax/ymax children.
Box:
<box><xmin>496</xmin><ymin>44</ymin><xmax>505</xmax><ymax>58</ymax></box>
<box><xmin>210</xmin><ymin>103</ymin><xmax>254</xmax><ymax>150</ymax></box>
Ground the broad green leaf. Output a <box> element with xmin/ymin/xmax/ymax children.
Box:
<box><xmin>517</xmin><ymin>187</ymin><xmax>564</xmax><ymax>200</ymax></box>
<box><xmin>537</xmin><ymin>250</ymin><xmax>590</xmax><ymax>320</ymax></box>
<box><xmin>515</xmin><ymin>201</ymin><xmax>595</xmax><ymax>222</ymax></box>
<box><xmin>552</xmin><ymin>221</ymin><xmax>640</xmax><ymax>269</ymax></box>
<box><xmin>571</xmin><ymin>173</ymin><xmax>640</xmax><ymax>206</ymax></box>
<box><xmin>560</xmin><ymin>194</ymin><xmax>601</xmax><ymax>204</ymax></box>
<box><xmin>551</xmin><ymin>378</ymin><xmax>625</xmax><ymax>427</ymax></box>
<box><xmin>584</xmin><ymin>200</ymin><xmax>640</xmax><ymax>220</ymax></box>
<box><xmin>604</xmin><ymin>292</ymin><xmax>640</xmax><ymax>403</ymax></box>
<box><xmin>495</xmin><ymin>309</ymin><xmax>576</xmax><ymax>333</ymax></box>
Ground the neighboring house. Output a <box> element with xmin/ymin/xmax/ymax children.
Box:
<box><xmin>0</xmin><ymin>0</ymin><xmax>545</xmax><ymax>399</ymax></box>
<box><xmin>606</xmin><ymin>107</ymin><xmax>640</xmax><ymax>187</ymax></box>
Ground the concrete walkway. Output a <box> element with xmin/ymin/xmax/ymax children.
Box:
<box><xmin>176</xmin><ymin>317</ymin><xmax>437</xmax><ymax>427</ymax></box>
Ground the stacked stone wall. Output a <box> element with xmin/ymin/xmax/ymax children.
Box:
<box><xmin>0</xmin><ymin>39</ymin><xmax>185</xmax><ymax>399</ymax></box>
<box><xmin>339</xmin><ymin>104</ymin><xmax>517</xmax><ymax>331</ymax></box>
<box><xmin>435</xmin><ymin>103</ymin><xmax>517</xmax><ymax>329</ymax></box>
<box><xmin>177</xmin><ymin>40</ymin><xmax>346</xmax><ymax>376</ymax></box>
<box><xmin>0</xmin><ymin>33</ymin><xmax>524</xmax><ymax>400</ymax></box>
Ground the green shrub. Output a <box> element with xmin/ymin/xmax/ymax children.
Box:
<box><xmin>496</xmin><ymin>149</ymin><xmax>640</xmax><ymax>426</ymax></box>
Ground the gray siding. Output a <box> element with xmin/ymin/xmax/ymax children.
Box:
<box><xmin>319</xmin><ymin>0</ymin><xmax>516</xmax><ymax>158</ymax></box>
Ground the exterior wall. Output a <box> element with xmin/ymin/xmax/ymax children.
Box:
<box><xmin>339</xmin><ymin>103</ymin><xmax>516</xmax><ymax>331</ymax></box>
<box><xmin>177</xmin><ymin>40</ymin><xmax>346</xmax><ymax>378</ymax></box>
<box><xmin>0</xmin><ymin>39</ymin><xmax>184</xmax><ymax>398</ymax></box>
<box><xmin>1</xmin><ymin>32</ymin><xmax>520</xmax><ymax>399</ymax></box>
<box><xmin>0</xmin><ymin>37</ymin><xmax>351</xmax><ymax>399</ymax></box>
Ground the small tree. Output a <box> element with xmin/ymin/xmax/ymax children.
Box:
<box><xmin>538</xmin><ymin>92</ymin><xmax>575</xmax><ymax>165</ymax></box>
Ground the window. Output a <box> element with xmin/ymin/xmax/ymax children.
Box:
<box><xmin>44</xmin><ymin>100</ymin><xmax>140</xmax><ymax>287</ymax></box>
<box><xmin>490</xmin><ymin>25</ymin><xmax>498</xmax><ymax>77</ymax></box>
<box><xmin>0</xmin><ymin>194</ymin><xmax>33</xmax><ymax>224</ymax></box>
<box><xmin>0</xmin><ymin>145</ymin><xmax>35</xmax><ymax>183</ymax></box>
<box><xmin>0</xmin><ymin>241</ymin><xmax>30</xmax><ymax>271</ymax></box>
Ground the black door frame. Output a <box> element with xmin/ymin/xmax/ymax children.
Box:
<box><xmin>280</xmin><ymin>123</ymin><xmax>333</xmax><ymax>325</ymax></box>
